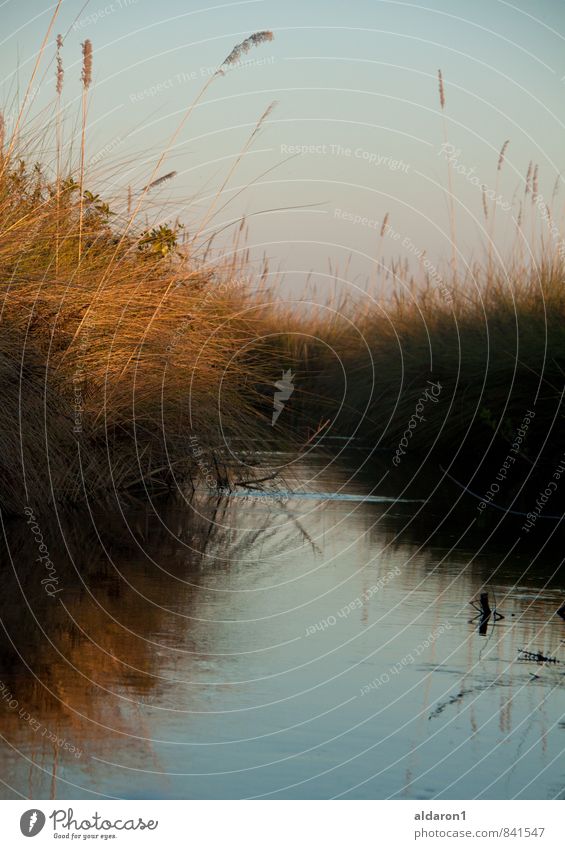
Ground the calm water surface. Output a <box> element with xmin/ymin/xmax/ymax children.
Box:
<box><xmin>1</xmin><ymin>454</ymin><xmax>564</xmax><ymax>799</ymax></box>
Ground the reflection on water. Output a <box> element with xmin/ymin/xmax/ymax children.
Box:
<box><xmin>1</xmin><ymin>455</ymin><xmax>564</xmax><ymax>799</ymax></box>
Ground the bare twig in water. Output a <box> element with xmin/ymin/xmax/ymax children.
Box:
<box><xmin>299</xmin><ymin>419</ymin><xmax>331</xmax><ymax>452</ymax></box>
<box><xmin>518</xmin><ymin>648</ymin><xmax>560</xmax><ymax>664</ymax></box>
<box><xmin>234</xmin><ymin>471</ymin><xmax>280</xmax><ymax>488</ymax></box>
<box><xmin>429</xmin><ymin>688</ymin><xmax>473</xmax><ymax>720</ymax></box>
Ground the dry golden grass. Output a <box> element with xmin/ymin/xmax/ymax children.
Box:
<box><xmin>256</xmin><ymin>70</ymin><xmax>565</xmax><ymax>475</ymax></box>
<box><xmin>0</xmin><ymin>144</ymin><xmax>276</xmax><ymax>512</ymax></box>
<box><xmin>0</xmin><ymin>24</ymin><xmax>283</xmax><ymax>513</ymax></box>
<box><xmin>2</xmin><ymin>29</ymin><xmax>565</xmax><ymax>516</ymax></box>
<box><xmin>263</xmin><ymin>252</ymin><xmax>565</xmax><ymax>470</ymax></box>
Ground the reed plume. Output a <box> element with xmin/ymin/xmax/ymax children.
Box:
<box><xmin>55</xmin><ymin>34</ymin><xmax>64</xmax><ymax>270</ymax></box>
<box><xmin>437</xmin><ymin>69</ymin><xmax>445</xmax><ymax>109</ymax></box>
<box><xmin>438</xmin><ymin>68</ymin><xmax>456</xmax><ymax>280</ymax></box>
<box><xmin>78</xmin><ymin>39</ymin><xmax>93</xmax><ymax>267</ymax></box>
<box><xmin>251</xmin><ymin>100</ymin><xmax>277</xmax><ymax>138</ymax></box>
<box><xmin>81</xmin><ymin>39</ymin><xmax>93</xmax><ymax>89</ymax></box>
<box><xmin>63</xmin><ymin>30</ymin><xmax>276</xmax><ymax>364</ymax></box>
<box><xmin>525</xmin><ymin>161</ymin><xmax>532</xmax><ymax>195</ymax></box>
<box><xmin>497</xmin><ymin>140</ymin><xmax>509</xmax><ymax>171</ymax></box>
<box><xmin>144</xmin><ymin>171</ymin><xmax>177</xmax><ymax>191</ymax></box>
<box><xmin>372</xmin><ymin>212</ymin><xmax>390</xmax><ymax>288</ymax></box>
<box><xmin>532</xmin><ymin>164</ymin><xmax>539</xmax><ymax>202</ymax></box>
<box><xmin>529</xmin><ymin>163</ymin><xmax>539</xmax><ymax>253</ymax></box>
<box><xmin>552</xmin><ymin>174</ymin><xmax>560</xmax><ymax>204</ymax></box>
<box><xmin>488</xmin><ymin>140</ymin><xmax>510</xmax><ymax>274</ymax></box>
<box><xmin>220</xmin><ymin>31</ymin><xmax>274</xmax><ymax>72</ymax></box>
<box><xmin>56</xmin><ymin>34</ymin><xmax>64</xmax><ymax>95</ymax></box>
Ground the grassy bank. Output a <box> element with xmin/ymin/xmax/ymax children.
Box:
<box><xmin>265</xmin><ymin>257</ymin><xmax>565</xmax><ymax>524</ymax></box>
<box><xmin>0</xmin><ymin>24</ymin><xmax>287</xmax><ymax>515</ymax></box>
<box><xmin>257</xmin><ymin>72</ymin><xmax>565</xmax><ymax>524</ymax></box>
<box><xmin>0</xmin><ymin>148</ymin><xmax>280</xmax><ymax>514</ymax></box>
<box><xmin>1</xmin><ymin>25</ymin><xmax>564</xmax><ymax>527</ymax></box>
<box><xmin>2</xmin><ymin>145</ymin><xmax>564</xmax><ymax>521</ymax></box>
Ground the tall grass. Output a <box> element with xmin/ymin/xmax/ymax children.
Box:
<box><xmin>260</xmin><ymin>251</ymin><xmax>565</xmax><ymax>533</ymax></box>
<box><xmin>0</xmin><ymin>32</ymin><xmax>278</xmax><ymax>514</ymax></box>
<box><xmin>0</xmin><ymin>150</ymin><xmax>280</xmax><ymax>513</ymax></box>
<box><xmin>260</xmin><ymin>121</ymin><xmax>565</xmax><ymax>514</ymax></box>
<box><xmin>275</xmin><ymin>258</ymin><xmax>565</xmax><ymax>443</ymax></box>
<box><xmin>2</xmin><ymin>31</ymin><xmax>564</xmax><ymax>521</ymax></box>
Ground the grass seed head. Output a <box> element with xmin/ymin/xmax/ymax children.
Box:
<box><xmin>438</xmin><ymin>69</ymin><xmax>445</xmax><ymax>109</ymax></box>
<box><xmin>497</xmin><ymin>140</ymin><xmax>509</xmax><ymax>171</ymax></box>
<box><xmin>220</xmin><ymin>31</ymin><xmax>274</xmax><ymax>71</ymax></box>
<box><xmin>81</xmin><ymin>39</ymin><xmax>92</xmax><ymax>89</ymax></box>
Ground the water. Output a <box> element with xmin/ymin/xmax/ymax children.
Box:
<box><xmin>1</xmin><ymin>454</ymin><xmax>564</xmax><ymax>799</ymax></box>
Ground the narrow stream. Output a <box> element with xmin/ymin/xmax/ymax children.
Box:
<box><xmin>1</xmin><ymin>454</ymin><xmax>564</xmax><ymax>799</ymax></box>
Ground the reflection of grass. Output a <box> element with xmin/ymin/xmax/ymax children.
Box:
<box><xmin>0</xmin><ymin>493</ymin><xmax>303</xmax><ymax>796</ymax></box>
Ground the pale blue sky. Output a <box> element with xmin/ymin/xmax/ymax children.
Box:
<box><xmin>1</xmin><ymin>0</ymin><xmax>565</xmax><ymax>298</ymax></box>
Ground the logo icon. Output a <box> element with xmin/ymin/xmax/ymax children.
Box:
<box><xmin>20</xmin><ymin>810</ymin><xmax>46</xmax><ymax>837</ymax></box>
<box><xmin>271</xmin><ymin>369</ymin><xmax>295</xmax><ymax>425</ymax></box>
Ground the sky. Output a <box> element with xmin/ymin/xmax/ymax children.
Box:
<box><xmin>1</xmin><ymin>0</ymin><xmax>565</xmax><ymax>301</ymax></box>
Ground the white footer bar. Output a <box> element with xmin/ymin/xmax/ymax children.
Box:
<box><xmin>1</xmin><ymin>800</ymin><xmax>562</xmax><ymax>847</ymax></box>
